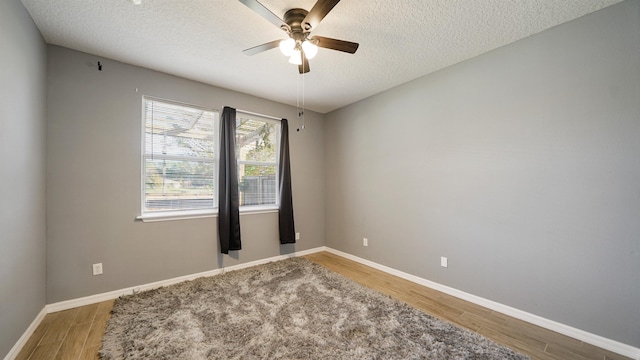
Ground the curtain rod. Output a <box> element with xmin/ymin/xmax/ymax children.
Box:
<box><xmin>236</xmin><ymin>108</ymin><xmax>282</xmax><ymax>121</ymax></box>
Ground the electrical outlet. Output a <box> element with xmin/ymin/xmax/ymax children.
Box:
<box><xmin>363</xmin><ymin>238</ymin><xmax>368</xmax><ymax>247</ymax></box>
<box><xmin>440</xmin><ymin>257</ymin><xmax>448</xmax><ymax>268</ymax></box>
<box><xmin>295</xmin><ymin>232</ymin><xmax>300</xmax><ymax>240</ymax></box>
<box><xmin>92</xmin><ymin>263</ymin><xmax>103</xmax><ymax>275</ymax></box>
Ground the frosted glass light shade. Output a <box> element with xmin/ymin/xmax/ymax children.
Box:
<box><xmin>302</xmin><ymin>40</ymin><xmax>318</xmax><ymax>59</ymax></box>
<box><xmin>279</xmin><ymin>39</ymin><xmax>295</xmax><ymax>56</ymax></box>
<box><xmin>288</xmin><ymin>49</ymin><xmax>302</xmax><ymax>65</ymax></box>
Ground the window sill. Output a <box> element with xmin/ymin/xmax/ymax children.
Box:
<box><xmin>136</xmin><ymin>209</ymin><xmax>217</xmax><ymax>222</ymax></box>
<box><xmin>136</xmin><ymin>206</ymin><xmax>279</xmax><ymax>222</ymax></box>
<box><xmin>240</xmin><ymin>205</ymin><xmax>279</xmax><ymax>215</ymax></box>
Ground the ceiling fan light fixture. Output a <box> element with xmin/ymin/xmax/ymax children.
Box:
<box><xmin>240</xmin><ymin>0</ymin><xmax>359</xmax><ymax>74</ymax></box>
<box><xmin>288</xmin><ymin>49</ymin><xmax>302</xmax><ymax>65</ymax></box>
<box><xmin>302</xmin><ymin>40</ymin><xmax>318</xmax><ymax>59</ymax></box>
<box><xmin>279</xmin><ymin>38</ymin><xmax>296</xmax><ymax>56</ymax></box>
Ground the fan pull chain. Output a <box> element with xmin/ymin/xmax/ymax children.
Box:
<box><xmin>301</xmin><ymin>70</ymin><xmax>305</xmax><ymax>130</ymax></box>
<box><xmin>296</xmin><ymin>72</ymin><xmax>301</xmax><ymax>131</ymax></box>
<box><xmin>296</xmin><ymin>71</ymin><xmax>305</xmax><ymax>132</ymax></box>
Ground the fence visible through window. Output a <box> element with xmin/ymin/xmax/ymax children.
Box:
<box><xmin>239</xmin><ymin>175</ymin><xmax>276</xmax><ymax>206</ymax></box>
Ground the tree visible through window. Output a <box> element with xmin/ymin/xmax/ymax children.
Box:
<box><xmin>142</xmin><ymin>97</ymin><xmax>219</xmax><ymax>214</ymax></box>
<box><xmin>236</xmin><ymin>112</ymin><xmax>280</xmax><ymax>207</ymax></box>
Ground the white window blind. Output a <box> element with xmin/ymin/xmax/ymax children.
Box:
<box><xmin>142</xmin><ymin>97</ymin><xmax>219</xmax><ymax>214</ymax></box>
<box><xmin>236</xmin><ymin>111</ymin><xmax>281</xmax><ymax>207</ymax></box>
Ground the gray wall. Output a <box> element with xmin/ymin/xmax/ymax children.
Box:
<box><xmin>0</xmin><ymin>0</ymin><xmax>48</xmax><ymax>357</ymax></box>
<box><xmin>46</xmin><ymin>46</ymin><xmax>325</xmax><ymax>303</ymax></box>
<box><xmin>325</xmin><ymin>0</ymin><xmax>640</xmax><ymax>348</ymax></box>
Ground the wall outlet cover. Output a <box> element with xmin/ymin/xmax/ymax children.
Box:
<box><xmin>92</xmin><ymin>263</ymin><xmax>103</xmax><ymax>275</ymax></box>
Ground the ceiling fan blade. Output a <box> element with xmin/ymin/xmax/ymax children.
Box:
<box><xmin>298</xmin><ymin>52</ymin><xmax>310</xmax><ymax>74</ymax></box>
<box><xmin>312</xmin><ymin>36</ymin><xmax>359</xmax><ymax>54</ymax></box>
<box><xmin>303</xmin><ymin>0</ymin><xmax>340</xmax><ymax>31</ymax></box>
<box><xmin>243</xmin><ymin>40</ymin><xmax>281</xmax><ymax>56</ymax></box>
<box><xmin>239</xmin><ymin>0</ymin><xmax>289</xmax><ymax>31</ymax></box>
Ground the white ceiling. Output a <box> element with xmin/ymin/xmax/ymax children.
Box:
<box><xmin>20</xmin><ymin>0</ymin><xmax>623</xmax><ymax>113</ymax></box>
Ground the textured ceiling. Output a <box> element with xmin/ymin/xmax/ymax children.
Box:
<box><xmin>20</xmin><ymin>0</ymin><xmax>623</xmax><ymax>113</ymax></box>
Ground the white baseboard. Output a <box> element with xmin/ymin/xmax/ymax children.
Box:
<box><xmin>46</xmin><ymin>246</ymin><xmax>326</xmax><ymax>313</ymax></box>
<box><xmin>3</xmin><ymin>307</ymin><xmax>47</xmax><ymax>360</ymax></box>
<box><xmin>7</xmin><ymin>247</ymin><xmax>326</xmax><ymax>359</ymax></box>
<box><xmin>11</xmin><ymin>245</ymin><xmax>637</xmax><ymax>360</ymax></box>
<box><xmin>323</xmin><ymin>247</ymin><xmax>640</xmax><ymax>360</ymax></box>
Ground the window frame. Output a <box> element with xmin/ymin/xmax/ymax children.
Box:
<box><xmin>235</xmin><ymin>111</ymin><xmax>282</xmax><ymax>212</ymax></box>
<box><xmin>137</xmin><ymin>96</ymin><xmax>220</xmax><ymax>222</ymax></box>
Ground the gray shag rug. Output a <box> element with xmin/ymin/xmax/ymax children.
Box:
<box><xmin>101</xmin><ymin>257</ymin><xmax>529</xmax><ymax>359</ymax></box>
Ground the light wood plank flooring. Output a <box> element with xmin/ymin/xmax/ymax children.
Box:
<box><xmin>15</xmin><ymin>300</ymin><xmax>113</xmax><ymax>360</ymax></box>
<box><xmin>16</xmin><ymin>251</ymin><xmax>630</xmax><ymax>360</ymax></box>
<box><xmin>305</xmin><ymin>252</ymin><xmax>631</xmax><ymax>360</ymax></box>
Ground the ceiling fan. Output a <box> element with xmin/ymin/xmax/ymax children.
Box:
<box><xmin>239</xmin><ymin>0</ymin><xmax>359</xmax><ymax>74</ymax></box>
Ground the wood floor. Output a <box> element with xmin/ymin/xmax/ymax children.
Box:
<box><xmin>15</xmin><ymin>300</ymin><xmax>113</xmax><ymax>360</ymax></box>
<box><xmin>16</xmin><ymin>251</ymin><xmax>630</xmax><ymax>360</ymax></box>
<box><xmin>304</xmin><ymin>252</ymin><xmax>631</xmax><ymax>360</ymax></box>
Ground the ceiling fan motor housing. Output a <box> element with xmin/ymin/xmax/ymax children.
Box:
<box><xmin>283</xmin><ymin>8</ymin><xmax>311</xmax><ymax>42</ymax></box>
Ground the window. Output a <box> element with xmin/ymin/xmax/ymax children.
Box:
<box><xmin>236</xmin><ymin>112</ymin><xmax>281</xmax><ymax>208</ymax></box>
<box><xmin>142</xmin><ymin>97</ymin><xmax>219</xmax><ymax>217</ymax></box>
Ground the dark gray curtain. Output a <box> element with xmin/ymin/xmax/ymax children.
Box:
<box><xmin>218</xmin><ymin>107</ymin><xmax>241</xmax><ymax>254</ymax></box>
<box><xmin>278</xmin><ymin>119</ymin><xmax>295</xmax><ymax>244</ymax></box>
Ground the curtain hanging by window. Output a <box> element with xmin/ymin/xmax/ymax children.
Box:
<box><xmin>278</xmin><ymin>119</ymin><xmax>296</xmax><ymax>244</ymax></box>
<box><xmin>218</xmin><ymin>107</ymin><xmax>241</xmax><ymax>253</ymax></box>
